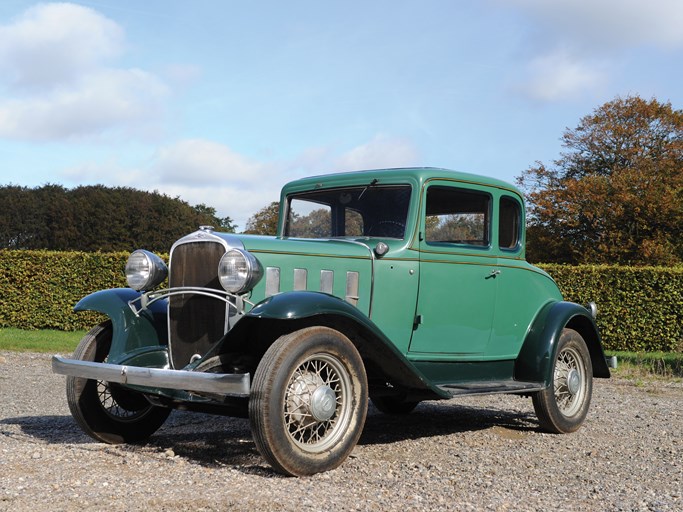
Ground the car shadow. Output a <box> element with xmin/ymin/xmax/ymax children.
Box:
<box><xmin>2</xmin><ymin>399</ymin><xmax>539</xmax><ymax>476</ymax></box>
<box><xmin>359</xmin><ymin>400</ymin><xmax>539</xmax><ymax>446</ymax></box>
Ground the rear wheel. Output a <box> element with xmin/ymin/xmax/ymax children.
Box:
<box><xmin>532</xmin><ymin>328</ymin><xmax>593</xmax><ymax>433</ymax></box>
<box><xmin>66</xmin><ymin>322</ymin><xmax>171</xmax><ymax>444</ymax></box>
<box><xmin>249</xmin><ymin>327</ymin><xmax>368</xmax><ymax>476</ymax></box>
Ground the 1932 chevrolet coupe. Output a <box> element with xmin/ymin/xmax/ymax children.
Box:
<box><xmin>53</xmin><ymin>168</ymin><xmax>612</xmax><ymax>476</ymax></box>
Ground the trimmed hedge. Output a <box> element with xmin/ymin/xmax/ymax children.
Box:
<box><xmin>1</xmin><ymin>250</ymin><xmax>681</xmax><ymax>352</ymax></box>
<box><xmin>539</xmin><ymin>264</ymin><xmax>683</xmax><ymax>352</ymax></box>
<box><xmin>0</xmin><ymin>250</ymin><xmax>129</xmax><ymax>331</ymax></box>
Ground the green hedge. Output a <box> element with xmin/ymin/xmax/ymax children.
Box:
<box><xmin>539</xmin><ymin>264</ymin><xmax>682</xmax><ymax>352</ymax></box>
<box><xmin>0</xmin><ymin>250</ymin><xmax>129</xmax><ymax>331</ymax></box>
<box><xmin>1</xmin><ymin>250</ymin><xmax>681</xmax><ymax>352</ymax></box>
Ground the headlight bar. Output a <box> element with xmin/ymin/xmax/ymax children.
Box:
<box><xmin>127</xmin><ymin>286</ymin><xmax>257</xmax><ymax>317</ymax></box>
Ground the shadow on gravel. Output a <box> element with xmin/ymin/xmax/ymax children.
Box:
<box><xmin>360</xmin><ymin>400</ymin><xmax>539</xmax><ymax>446</ymax></box>
<box><xmin>0</xmin><ymin>415</ymin><xmax>89</xmax><ymax>443</ymax></box>
<box><xmin>2</xmin><ymin>400</ymin><xmax>539</xmax><ymax>476</ymax></box>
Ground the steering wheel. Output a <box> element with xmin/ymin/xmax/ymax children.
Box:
<box><xmin>366</xmin><ymin>220</ymin><xmax>406</xmax><ymax>238</ymax></box>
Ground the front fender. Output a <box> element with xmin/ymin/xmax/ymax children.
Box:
<box><xmin>75</xmin><ymin>288</ymin><xmax>168</xmax><ymax>363</ymax></box>
<box><xmin>515</xmin><ymin>301</ymin><xmax>610</xmax><ymax>386</ymax></box>
<box><xmin>230</xmin><ymin>291</ymin><xmax>448</xmax><ymax>399</ymax></box>
<box><xmin>247</xmin><ymin>290</ymin><xmax>368</xmax><ymax>322</ymax></box>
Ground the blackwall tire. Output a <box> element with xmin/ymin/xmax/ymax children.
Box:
<box><xmin>532</xmin><ymin>328</ymin><xmax>593</xmax><ymax>434</ymax></box>
<box><xmin>66</xmin><ymin>322</ymin><xmax>171</xmax><ymax>444</ymax></box>
<box><xmin>249</xmin><ymin>326</ymin><xmax>368</xmax><ymax>476</ymax></box>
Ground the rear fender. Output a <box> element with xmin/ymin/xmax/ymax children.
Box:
<box><xmin>515</xmin><ymin>301</ymin><xmax>610</xmax><ymax>386</ymax></box>
<box><xmin>217</xmin><ymin>291</ymin><xmax>447</xmax><ymax>399</ymax></box>
<box><xmin>75</xmin><ymin>288</ymin><xmax>168</xmax><ymax>363</ymax></box>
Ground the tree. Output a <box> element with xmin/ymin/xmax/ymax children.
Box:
<box><xmin>192</xmin><ymin>203</ymin><xmax>237</xmax><ymax>232</ymax></box>
<box><xmin>218</xmin><ymin>216</ymin><xmax>238</xmax><ymax>232</ymax></box>
<box><xmin>244</xmin><ymin>202</ymin><xmax>280</xmax><ymax>235</ymax></box>
<box><xmin>0</xmin><ymin>185</ymin><xmax>237</xmax><ymax>252</ymax></box>
<box><xmin>518</xmin><ymin>96</ymin><xmax>683</xmax><ymax>265</ymax></box>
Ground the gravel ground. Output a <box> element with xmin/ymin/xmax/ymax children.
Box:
<box><xmin>1</xmin><ymin>351</ymin><xmax>681</xmax><ymax>512</ymax></box>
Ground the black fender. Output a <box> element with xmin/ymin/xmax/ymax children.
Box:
<box><xmin>515</xmin><ymin>301</ymin><xmax>610</xmax><ymax>386</ymax></box>
<box><xmin>216</xmin><ymin>291</ymin><xmax>448</xmax><ymax>399</ymax></box>
<box><xmin>74</xmin><ymin>288</ymin><xmax>169</xmax><ymax>363</ymax></box>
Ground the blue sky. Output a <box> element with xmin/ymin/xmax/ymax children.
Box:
<box><xmin>1</xmin><ymin>1</ymin><xmax>682</xmax><ymax>230</ymax></box>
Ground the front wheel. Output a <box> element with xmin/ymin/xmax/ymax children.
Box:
<box><xmin>66</xmin><ymin>322</ymin><xmax>171</xmax><ymax>444</ymax></box>
<box><xmin>532</xmin><ymin>328</ymin><xmax>593</xmax><ymax>433</ymax></box>
<box><xmin>249</xmin><ymin>327</ymin><xmax>368</xmax><ymax>476</ymax></box>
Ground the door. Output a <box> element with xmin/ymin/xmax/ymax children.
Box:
<box><xmin>408</xmin><ymin>183</ymin><xmax>498</xmax><ymax>357</ymax></box>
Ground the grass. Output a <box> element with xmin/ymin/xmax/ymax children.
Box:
<box><xmin>0</xmin><ymin>328</ymin><xmax>85</xmax><ymax>354</ymax></box>
<box><xmin>1</xmin><ymin>328</ymin><xmax>681</xmax><ymax>380</ymax></box>
<box><xmin>606</xmin><ymin>350</ymin><xmax>683</xmax><ymax>380</ymax></box>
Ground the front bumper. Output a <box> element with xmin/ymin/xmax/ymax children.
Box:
<box><xmin>52</xmin><ymin>356</ymin><xmax>251</xmax><ymax>397</ymax></box>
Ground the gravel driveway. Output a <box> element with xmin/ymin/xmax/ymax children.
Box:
<box><xmin>1</xmin><ymin>351</ymin><xmax>681</xmax><ymax>511</ymax></box>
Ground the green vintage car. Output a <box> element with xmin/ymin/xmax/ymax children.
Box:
<box><xmin>53</xmin><ymin>167</ymin><xmax>612</xmax><ymax>476</ymax></box>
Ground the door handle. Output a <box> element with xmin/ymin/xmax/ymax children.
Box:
<box><xmin>487</xmin><ymin>270</ymin><xmax>501</xmax><ymax>279</ymax></box>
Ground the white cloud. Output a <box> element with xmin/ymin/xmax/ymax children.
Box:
<box><xmin>501</xmin><ymin>0</ymin><xmax>683</xmax><ymax>102</ymax></box>
<box><xmin>507</xmin><ymin>0</ymin><xmax>683</xmax><ymax>50</ymax></box>
<box><xmin>0</xmin><ymin>3</ymin><xmax>124</xmax><ymax>89</ymax></box>
<box><xmin>162</xmin><ymin>64</ymin><xmax>203</xmax><ymax>88</ymax></box>
<box><xmin>0</xmin><ymin>3</ymin><xmax>169</xmax><ymax>141</ymax></box>
<box><xmin>159</xmin><ymin>184</ymin><xmax>283</xmax><ymax>232</ymax></box>
<box><xmin>61</xmin><ymin>134</ymin><xmax>421</xmax><ymax>230</ymax></box>
<box><xmin>332</xmin><ymin>134</ymin><xmax>420</xmax><ymax>171</ymax></box>
<box><xmin>152</xmin><ymin>139</ymin><xmax>264</xmax><ymax>185</ymax></box>
<box><xmin>148</xmin><ymin>135</ymin><xmax>419</xmax><ymax>228</ymax></box>
<box><xmin>518</xmin><ymin>50</ymin><xmax>608</xmax><ymax>102</ymax></box>
<box><xmin>153</xmin><ymin>142</ymin><xmax>284</xmax><ymax>231</ymax></box>
<box><xmin>0</xmin><ymin>68</ymin><xmax>169</xmax><ymax>140</ymax></box>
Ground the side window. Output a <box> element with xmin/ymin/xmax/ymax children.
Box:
<box><xmin>499</xmin><ymin>196</ymin><xmax>521</xmax><ymax>250</ymax></box>
<box><xmin>425</xmin><ymin>186</ymin><xmax>490</xmax><ymax>247</ymax></box>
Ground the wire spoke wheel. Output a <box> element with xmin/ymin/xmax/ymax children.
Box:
<box><xmin>95</xmin><ymin>380</ymin><xmax>149</xmax><ymax>421</ymax></box>
<box><xmin>283</xmin><ymin>353</ymin><xmax>352</xmax><ymax>451</ymax></box>
<box><xmin>250</xmin><ymin>327</ymin><xmax>368</xmax><ymax>476</ymax></box>
<box><xmin>553</xmin><ymin>346</ymin><xmax>587</xmax><ymax>417</ymax></box>
<box><xmin>532</xmin><ymin>328</ymin><xmax>593</xmax><ymax>434</ymax></box>
<box><xmin>66</xmin><ymin>322</ymin><xmax>170</xmax><ymax>443</ymax></box>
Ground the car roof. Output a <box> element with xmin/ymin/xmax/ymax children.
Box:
<box><xmin>281</xmin><ymin>167</ymin><xmax>523</xmax><ymax>198</ymax></box>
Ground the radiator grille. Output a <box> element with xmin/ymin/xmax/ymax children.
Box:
<box><xmin>168</xmin><ymin>241</ymin><xmax>227</xmax><ymax>368</ymax></box>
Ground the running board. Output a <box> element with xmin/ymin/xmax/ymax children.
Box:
<box><xmin>438</xmin><ymin>380</ymin><xmax>545</xmax><ymax>397</ymax></box>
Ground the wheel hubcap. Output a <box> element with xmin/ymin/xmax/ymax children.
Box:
<box><xmin>566</xmin><ymin>368</ymin><xmax>581</xmax><ymax>395</ymax></box>
<box><xmin>287</xmin><ymin>372</ymin><xmax>324</xmax><ymax>428</ymax></box>
<box><xmin>310</xmin><ymin>386</ymin><xmax>337</xmax><ymax>421</ymax></box>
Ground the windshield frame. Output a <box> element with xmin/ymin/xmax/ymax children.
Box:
<box><xmin>283</xmin><ymin>184</ymin><xmax>413</xmax><ymax>240</ymax></box>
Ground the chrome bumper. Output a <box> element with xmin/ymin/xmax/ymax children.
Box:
<box><xmin>52</xmin><ymin>355</ymin><xmax>251</xmax><ymax>397</ymax></box>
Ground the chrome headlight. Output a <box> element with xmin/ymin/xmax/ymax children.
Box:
<box><xmin>125</xmin><ymin>250</ymin><xmax>168</xmax><ymax>291</ymax></box>
<box><xmin>218</xmin><ymin>248</ymin><xmax>263</xmax><ymax>294</ymax></box>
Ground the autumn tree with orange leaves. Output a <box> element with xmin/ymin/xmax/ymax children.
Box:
<box><xmin>518</xmin><ymin>96</ymin><xmax>683</xmax><ymax>265</ymax></box>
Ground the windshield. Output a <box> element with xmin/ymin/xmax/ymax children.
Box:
<box><xmin>285</xmin><ymin>184</ymin><xmax>411</xmax><ymax>239</ymax></box>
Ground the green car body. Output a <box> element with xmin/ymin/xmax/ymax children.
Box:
<box><xmin>53</xmin><ymin>168</ymin><xmax>611</xmax><ymax>476</ymax></box>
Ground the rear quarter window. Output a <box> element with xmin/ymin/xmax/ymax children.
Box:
<box><xmin>498</xmin><ymin>195</ymin><xmax>521</xmax><ymax>251</ymax></box>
